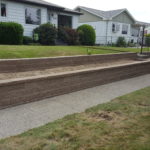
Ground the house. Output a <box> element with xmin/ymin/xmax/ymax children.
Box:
<box><xmin>0</xmin><ymin>0</ymin><xmax>81</xmax><ymax>37</ymax></box>
<box><xmin>145</xmin><ymin>27</ymin><xmax>150</xmax><ymax>35</ymax></box>
<box><xmin>75</xmin><ymin>6</ymin><xmax>150</xmax><ymax>45</ymax></box>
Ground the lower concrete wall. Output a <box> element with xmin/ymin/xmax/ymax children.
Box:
<box><xmin>0</xmin><ymin>61</ymin><xmax>150</xmax><ymax>109</ymax></box>
<box><xmin>0</xmin><ymin>53</ymin><xmax>137</xmax><ymax>73</ymax></box>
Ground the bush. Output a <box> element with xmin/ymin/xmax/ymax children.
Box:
<box><xmin>33</xmin><ymin>23</ymin><xmax>57</xmax><ymax>45</ymax></box>
<box><xmin>77</xmin><ymin>24</ymin><xmax>96</xmax><ymax>45</ymax></box>
<box><xmin>145</xmin><ymin>34</ymin><xmax>150</xmax><ymax>47</ymax></box>
<box><xmin>128</xmin><ymin>41</ymin><xmax>136</xmax><ymax>47</ymax></box>
<box><xmin>58</xmin><ymin>27</ymin><xmax>79</xmax><ymax>45</ymax></box>
<box><xmin>23</xmin><ymin>36</ymin><xmax>33</xmax><ymax>45</ymax></box>
<box><xmin>0</xmin><ymin>22</ymin><xmax>24</xmax><ymax>45</ymax></box>
<box><xmin>116</xmin><ymin>37</ymin><xmax>127</xmax><ymax>47</ymax></box>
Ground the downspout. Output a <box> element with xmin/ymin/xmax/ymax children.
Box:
<box><xmin>106</xmin><ymin>20</ymin><xmax>109</xmax><ymax>45</ymax></box>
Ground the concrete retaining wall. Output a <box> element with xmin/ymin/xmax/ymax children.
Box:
<box><xmin>0</xmin><ymin>60</ymin><xmax>150</xmax><ymax>109</ymax></box>
<box><xmin>0</xmin><ymin>53</ymin><xmax>137</xmax><ymax>73</ymax></box>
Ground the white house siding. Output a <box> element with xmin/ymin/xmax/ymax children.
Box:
<box><xmin>47</xmin><ymin>11</ymin><xmax>58</xmax><ymax>27</ymax></box>
<box><xmin>0</xmin><ymin>0</ymin><xmax>48</xmax><ymax>36</ymax></box>
<box><xmin>79</xmin><ymin>21</ymin><xmax>107</xmax><ymax>44</ymax></box>
<box><xmin>72</xmin><ymin>15</ymin><xmax>79</xmax><ymax>29</ymax></box>
<box><xmin>79</xmin><ymin>20</ymin><xmax>139</xmax><ymax>45</ymax></box>
<box><xmin>107</xmin><ymin>21</ymin><xmax>137</xmax><ymax>44</ymax></box>
<box><xmin>109</xmin><ymin>21</ymin><xmax>139</xmax><ymax>44</ymax></box>
<box><xmin>145</xmin><ymin>27</ymin><xmax>150</xmax><ymax>34</ymax></box>
<box><xmin>0</xmin><ymin>0</ymin><xmax>79</xmax><ymax>37</ymax></box>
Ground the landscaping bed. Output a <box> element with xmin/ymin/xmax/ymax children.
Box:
<box><xmin>0</xmin><ymin>52</ymin><xmax>137</xmax><ymax>73</ymax></box>
<box><xmin>0</xmin><ymin>59</ymin><xmax>136</xmax><ymax>80</ymax></box>
<box><xmin>0</xmin><ymin>86</ymin><xmax>150</xmax><ymax>150</ymax></box>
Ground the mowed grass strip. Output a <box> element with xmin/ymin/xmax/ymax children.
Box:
<box><xmin>0</xmin><ymin>87</ymin><xmax>150</xmax><ymax>150</ymax></box>
<box><xmin>0</xmin><ymin>45</ymin><xmax>116</xmax><ymax>59</ymax></box>
<box><xmin>0</xmin><ymin>45</ymin><xmax>148</xmax><ymax>59</ymax></box>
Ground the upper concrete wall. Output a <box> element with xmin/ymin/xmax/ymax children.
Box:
<box><xmin>113</xmin><ymin>11</ymin><xmax>135</xmax><ymax>24</ymax></box>
<box><xmin>76</xmin><ymin>8</ymin><xmax>102</xmax><ymax>23</ymax></box>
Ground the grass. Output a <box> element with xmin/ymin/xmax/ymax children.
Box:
<box><xmin>0</xmin><ymin>87</ymin><xmax>150</xmax><ymax>150</ymax></box>
<box><xmin>0</xmin><ymin>45</ymin><xmax>149</xmax><ymax>59</ymax></box>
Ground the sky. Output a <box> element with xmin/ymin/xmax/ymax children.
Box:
<box><xmin>45</xmin><ymin>0</ymin><xmax>150</xmax><ymax>22</ymax></box>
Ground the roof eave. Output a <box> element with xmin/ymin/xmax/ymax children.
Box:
<box><xmin>75</xmin><ymin>6</ymin><xmax>105</xmax><ymax>19</ymax></box>
<box><xmin>111</xmin><ymin>9</ymin><xmax>136</xmax><ymax>23</ymax></box>
<box><xmin>12</xmin><ymin>0</ymin><xmax>64</xmax><ymax>11</ymax></box>
<box><xmin>62</xmin><ymin>10</ymin><xmax>83</xmax><ymax>15</ymax></box>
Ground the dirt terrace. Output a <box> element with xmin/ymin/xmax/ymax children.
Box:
<box><xmin>0</xmin><ymin>59</ymin><xmax>138</xmax><ymax>81</ymax></box>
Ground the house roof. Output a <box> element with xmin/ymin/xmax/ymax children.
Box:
<box><xmin>12</xmin><ymin>0</ymin><xmax>81</xmax><ymax>15</ymax></box>
<box><xmin>136</xmin><ymin>21</ymin><xmax>150</xmax><ymax>27</ymax></box>
<box><xmin>75</xmin><ymin>6</ymin><xmax>136</xmax><ymax>21</ymax></box>
<box><xmin>13</xmin><ymin>0</ymin><xmax>64</xmax><ymax>9</ymax></box>
<box><xmin>63</xmin><ymin>8</ymin><xmax>83</xmax><ymax>15</ymax></box>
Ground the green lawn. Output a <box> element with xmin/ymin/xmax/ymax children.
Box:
<box><xmin>0</xmin><ymin>87</ymin><xmax>150</xmax><ymax>150</ymax></box>
<box><xmin>0</xmin><ymin>45</ymin><xmax>148</xmax><ymax>59</ymax></box>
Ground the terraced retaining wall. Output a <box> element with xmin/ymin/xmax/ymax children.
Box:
<box><xmin>0</xmin><ymin>53</ymin><xmax>137</xmax><ymax>73</ymax></box>
<box><xmin>0</xmin><ymin>60</ymin><xmax>150</xmax><ymax>109</ymax></box>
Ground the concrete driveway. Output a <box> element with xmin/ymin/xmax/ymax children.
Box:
<box><xmin>0</xmin><ymin>74</ymin><xmax>150</xmax><ymax>139</ymax></box>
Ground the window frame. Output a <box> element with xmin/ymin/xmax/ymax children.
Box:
<box><xmin>58</xmin><ymin>14</ymin><xmax>72</xmax><ymax>28</ymax></box>
<box><xmin>112</xmin><ymin>23</ymin><xmax>120</xmax><ymax>33</ymax></box>
<box><xmin>0</xmin><ymin>2</ymin><xmax>7</xmax><ymax>17</ymax></box>
<box><xmin>122</xmin><ymin>24</ymin><xmax>129</xmax><ymax>35</ymax></box>
<box><xmin>25</xmin><ymin>6</ymin><xmax>41</xmax><ymax>25</ymax></box>
<box><xmin>112</xmin><ymin>23</ymin><xmax>116</xmax><ymax>32</ymax></box>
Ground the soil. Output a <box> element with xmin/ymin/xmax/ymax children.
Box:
<box><xmin>0</xmin><ymin>59</ymin><xmax>137</xmax><ymax>80</ymax></box>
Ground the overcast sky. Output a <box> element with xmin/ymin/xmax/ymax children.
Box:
<box><xmin>45</xmin><ymin>0</ymin><xmax>150</xmax><ymax>22</ymax></box>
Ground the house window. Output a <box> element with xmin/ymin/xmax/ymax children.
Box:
<box><xmin>112</xmin><ymin>23</ymin><xmax>120</xmax><ymax>32</ymax></box>
<box><xmin>122</xmin><ymin>24</ymin><xmax>128</xmax><ymax>34</ymax></box>
<box><xmin>25</xmin><ymin>7</ymin><xmax>41</xmax><ymax>25</ymax></box>
<box><xmin>47</xmin><ymin>12</ymin><xmax>52</xmax><ymax>23</ymax></box>
<box><xmin>1</xmin><ymin>3</ymin><xmax>6</xmax><ymax>17</ymax></box>
<box><xmin>58</xmin><ymin>15</ymin><xmax>72</xmax><ymax>28</ymax></box>
<box><xmin>112</xmin><ymin>23</ymin><xmax>116</xmax><ymax>32</ymax></box>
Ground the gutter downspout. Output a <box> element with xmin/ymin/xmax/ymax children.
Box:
<box><xmin>106</xmin><ymin>20</ymin><xmax>109</xmax><ymax>45</ymax></box>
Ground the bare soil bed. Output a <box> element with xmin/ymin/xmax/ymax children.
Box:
<box><xmin>0</xmin><ymin>59</ymin><xmax>137</xmax><ymax>81</ymax></box>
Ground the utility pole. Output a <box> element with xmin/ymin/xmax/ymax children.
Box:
<box><xmin>141</xmin><ymin>25</ymin><xmax>145</xmax><ymax>54</ymax></box>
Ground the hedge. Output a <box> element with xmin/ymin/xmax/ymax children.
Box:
<box><xmin>33</xmin><ymin>23</ymin><xmax>57</xmax><ymax>45</ymax></box>
<box><xmin>116</xmin><ymin>37</ymin><xmax>127</xmax><ymax>47</ymax></box>
<box><xmin>145</xmin><ymin>34</ymin><xmax>150</xmax><ymax>47</ymax></box>
<box><xmin>58</xmin><ymin>27</ymin><xmax>79</xmax><ymax>45</ymax></box>
<box><xmin>23</xmin><ymin>36</ymin><xmax>33</xmax><ymax>45</ymax></box>
<box><xmin>77</xmin><ymin>24</ymin><xmax>96</xmax><ymax>45</ymax></box>
<box><xmin>0</xmin><ymin>22</ymin><xmax>24</xmax><ymax>45</ymax></box>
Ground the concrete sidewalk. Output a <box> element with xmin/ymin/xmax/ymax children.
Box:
<box><xmin>0</xmin><ymin>74</ymin><xmax>150</xmax><ymax>139</ymax></box>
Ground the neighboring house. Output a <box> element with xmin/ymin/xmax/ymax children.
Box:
<box><xmin>75</xmin><ymin>6</ymin><xmax>150</xmax><ymax>45</ymax></box>
<box><xmin>145</xmin><ymin>27</ymin><xmax>150</xmax><ymax>35</ymax></box>
<box><xmin>0</xmin><ymin>0</ymin><xmax>81</xmax><ymax>36</ymax></box>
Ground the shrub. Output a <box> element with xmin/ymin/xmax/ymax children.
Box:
<box><xmin>58</xmin><ymin>27</ymin><xmax>79</xmax><ymax>45</ymax></box>
<box><xmin>0</xmin><ymin>22</ymin><xmax>24</xmax><ymax>45</ymax></box>
<box><xmin>77</xmin><ymin>24</ymin><xmax>96</xmax><ymax>45</ymax></box>
<box><xmin>145</xmin><ymin>34</ymin><xmax>150</xmax><ymax>47</ymax></box>
<box><xmin>23</xmin><ymin>36</ymin><xmax>33</xmax><ymax>45</ymax></box>
<box><xmin>116</xmin><ymin>37</ymin><xmax>127</xmax><ymax>47</ymax></box>
<box><xmin>33</xmin><ymin>23</ymin><xmax>57</xmax><ymax>45</ymax></box>
<box><xmin>128</xmin><ymin>41</ymin><xmax>136</xmax><ymax>47</ymax></box>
